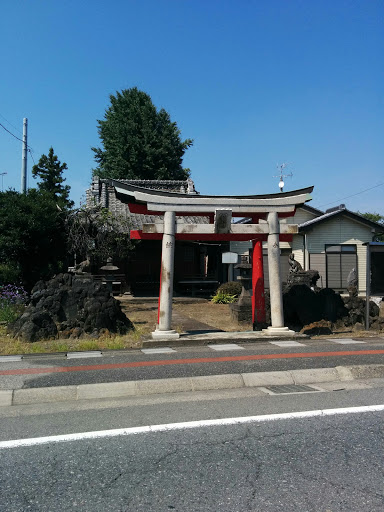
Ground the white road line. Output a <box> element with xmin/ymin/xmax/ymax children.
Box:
<box><xmin>0</xmin><ymin>355</ymin><xmax>23</xmax><ymax>362</ymax></box>
<box><xmin>329</xmin><ymin>339</ymin><xmax>366</xmax><ymax>344</ymax></box>
<box><xmin>1</xmin><ymin>404</ymin><xmax>384</xmax><ymax>450</ymax></box>
<box><xmin>269</xmin><ymin>341</ymin><xmax>306</xmax><ymax>347</ymax></box>
<box><xmin>141</xmin><ymin>348</ymin><xmax>176</xmax><ymax>354</ymax></box>
<box><xmin>66</xmin><ymin>351</ymin><xmax>103</xmax><ymax>359</ymax></box>
<box><xmin>207</xmin><ymin>344</ymin><xmax>245</xmax><ymax>351</ymax></box>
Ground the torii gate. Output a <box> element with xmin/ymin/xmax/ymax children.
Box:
<box><xmin>109</xmin><ymin>180</ymin><xmax>314</xmax><ymax>340</ymax></box>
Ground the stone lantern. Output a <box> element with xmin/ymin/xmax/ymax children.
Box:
<box><xmin>229</xmin><ymin>263</ymin><xmax>252</xmax><ymax>323</ymax></box>
<box><xmin>99</xmin><ymin>257</ymin><xmax>119</xmax><ymax>295</ymax></box>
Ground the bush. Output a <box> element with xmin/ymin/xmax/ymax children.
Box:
<box><xmin>211</xmin><ymin>292</ymin><xmax>238</xmax><ymax>304</ymax></box>
<box><xmin>216</xmin><ymin>281</ymin><xmax>242</xmax><ymax>297</ymax></box>
<box><xmin>0</xmin><ymin>284</ymin><xmax>28</xmax><ymax>323</ymax></box>
<box><xmin>0</xmin><ymin>264</ymin><xmax>21</xmax><ymax>285</ymax></box>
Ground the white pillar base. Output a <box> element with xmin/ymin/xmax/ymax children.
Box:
<box><xmin>151</xmin><ymin>329</ymin><xmax>180</xmax><ymax>340</ymax></box>
<box><xmin>262</xmin><ymin>326</ymin><xmax>297</xmax><ymax>336</ymax></box>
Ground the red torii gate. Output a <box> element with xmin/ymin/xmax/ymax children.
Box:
<box><xmin>109</xmin><ymin>180</ymin><xmax>314</xmax><ymax>339</ymax></box>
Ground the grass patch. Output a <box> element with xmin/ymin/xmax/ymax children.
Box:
<box><xmin>0</xmin><ymin>304</ymin><xmax>24</xmax><ymax>323</ymax></box>
<box><xmin>0</xmin><ymin>324</ymin><xmax>144</xmax><ymax>355</ymax></box>
<box><xmin>0</xmin><ymin>298</ymin><xmax>156</xmax><ymax>355</ymax></box>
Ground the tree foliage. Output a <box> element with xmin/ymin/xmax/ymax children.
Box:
<box><xmin>32</xmin><ymin>147</ymin><xmax>74</xmax><ymax>209</ymax></box>
<box><xmin>0</xmin><ymin>190</ymin><xmax>68</xmax><ymax>289</ymax></box>
<box><xmin>92</xmin><ymin>87</ymin><xmax>193</xmax><ymax>181</ymax></box>
<box><xmin>357</xmin><ymin>211</ymin><xmax>384</xmax><ymax>241</ymax></box>
<box><xmin>358</xmin><ymin>212</ymin><xmax>384</xmax><ymax>224</ymax></box>
<box><xmin>66</xmin><ymin>205</ymin><xmax>135</xmax><ymax>267</ymax></box>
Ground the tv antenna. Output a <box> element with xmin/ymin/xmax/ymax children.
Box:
<box><xmin>273</xmin><ymin>163</ymin><xmax>293</xmax><ymax>192</ymax></box>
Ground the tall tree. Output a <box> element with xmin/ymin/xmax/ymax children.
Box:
<box><xmin>66</xmin><ymin>204</ymin><xmax>134</xmax><ymax>267</ymax></box>
<box><xmin>32</xmin><ymin>147</ymin><xmax>74</xmax><ymax>208</ymax></box>
<box><xmin>0</xmin><ymin>189</ymin><xmax>68</xmax><ymax>289</ymax></box>
<box><xmin>92</xmin><ymin>87</ymin><xmax>193</xmax><ymax>180</ymax></box>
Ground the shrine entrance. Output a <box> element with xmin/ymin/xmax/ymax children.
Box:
<box><xmin>110</xmin><ymin>180</ymin><xmax>314</xmax><ymax>340</ymax></box>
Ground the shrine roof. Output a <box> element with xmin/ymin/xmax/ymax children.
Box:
<box><xmin>109</xmin><ymin>179</ymin><xmax>314</xmax><ymax>214</ymax></box>
<box><xmin>109</xmin><ymin>179</ymin><xmax>313</xmax><ymax>200</ymax></box>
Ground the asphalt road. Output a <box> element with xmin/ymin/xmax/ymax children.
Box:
<box><xmin>1</xmin><ymin>337</ymin><xmax>384</xmax><ymax>390</ymax></box>
<box><xmin>1</xmin><ymin>386</ymin><xmax>384</xmax><ymax>511</ymax></box>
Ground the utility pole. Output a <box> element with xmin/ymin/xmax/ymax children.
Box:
<box><xmin>21</xmin><ymin>117</ymin><xmax>28</xmax><ymax>193</ymax></box>
<box><xmin>0</xmin><ymin>172</ymin><xmax>7</xmax><ymax>191</ymax></box>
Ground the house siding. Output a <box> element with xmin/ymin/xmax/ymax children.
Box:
<box><xmin>305</xmin><ymin>216</ymin><xmax>373</xmax><ymax>292</ymax></box>
<box><xmin>309</xmin><ymin>253</ymin><xmax>326</xmax><ymax>288</ymax></box>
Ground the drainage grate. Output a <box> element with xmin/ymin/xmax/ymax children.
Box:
<box><xmin>264</xmin><ymin>384</ymin><xmax>321</xmax><ymax>394</ymax></box>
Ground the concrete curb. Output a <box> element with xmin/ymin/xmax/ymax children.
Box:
<box><xmin>142</xmin><ymin>332</ymin><xmax>310</xmax><ymax>347</ymax></box>
<box><xmin>4</xmin><ymin>364</ymin><xmax>384</xmax><ymax>407</ymax></box>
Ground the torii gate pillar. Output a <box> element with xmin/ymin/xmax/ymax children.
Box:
<box><xmin>152</xmin><ymin>211</ymin><xmax>180</xmax><ymax>339</ymax></box>
<box><xmin>263</xmin><ymin>211</ymin><xmax>295</xmax><ymax>335</ymax></box>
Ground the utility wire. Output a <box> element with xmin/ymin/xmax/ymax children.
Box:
<box><xmin>315</xmin><ymin>182</ymin><xmax>384</xmax><ymax>209</ymax></box>
<box><xmin>0</xmin><ymin>113</ymin><xmax>23</xmax><ymax>135</ymax></box>
<box><xmin>0</xmin><ymin>122</ymin><xmax>34</xmax><ymax>152</ymax></box>
<box><xmin>28</xmin><ymin>149</ymin><xmax>36</xmax><ymax>166</ymax></box>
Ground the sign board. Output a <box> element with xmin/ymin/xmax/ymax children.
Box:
<box><xmin>222</xmin><ymin>252</ymin><xmax>238</xmax><ymax>264</ymax></box>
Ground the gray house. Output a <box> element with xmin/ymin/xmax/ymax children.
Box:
<box><xmin>230</xmin><ymin>204</ymin><xmax>384</xmax><ymax>294</ymax></box>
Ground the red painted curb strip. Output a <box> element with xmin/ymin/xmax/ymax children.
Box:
<box><xmin>1</xmin><ymin>349</ymin><xmax>384</xmax><ymax>376</ymax></box>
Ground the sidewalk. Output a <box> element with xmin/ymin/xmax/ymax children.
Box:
<box><xmin>2</xmin><ymin>362</ymin><xmax>384</xmax><ymax>408</ymax></box>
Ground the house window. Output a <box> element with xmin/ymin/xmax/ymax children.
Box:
<box><xmin>325</xmin><ymin>244</ymin><xmax>357</xmax><ymax>290</ymax></box>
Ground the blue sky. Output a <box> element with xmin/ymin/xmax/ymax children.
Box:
<box><xmin>1</xmin><ymin>0</ymin><xmax>383</xmax><ymax>214</ymax></box>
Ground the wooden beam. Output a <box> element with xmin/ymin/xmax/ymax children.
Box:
<box><xmin>142</xmin><ymin>223</ymin><xmax>298</xmax><ymax>235</ymax></box>
<box><xmin>130</xmin><ymin>230</ymin><xmax>294</xmax><ymax>242</ymax></box>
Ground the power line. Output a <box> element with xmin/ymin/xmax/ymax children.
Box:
<box><xmin>28</xmin><ymin>149</ymin><xmax>36</xmax><ymax>166</ymax></box>
<box><xmin>315</xmin><ymin>182</ymin><xmax>384</xmax><ymax>209</ymax></box>
<box><xmin>0</xmin><ymin>113</ymin><xmax>23</xmax><ymax>135</ymax></box>
<box><xmin>0</xmin><ymin>120</ymin><xmax>37</xmax><ymax>168</ymax></box>
<box><xmin>0</xmin><ymin>121</ymin><xmax>34</xmax><ymax>151</ymax></box>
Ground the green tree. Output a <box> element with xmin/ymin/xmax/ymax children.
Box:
<box><xmin>92</xmin><ymin>87</ymin><xmax>193</xmax><ymax>180</ymax></box>
<box><xmin>358</xmin><ymin>211</ymin><xmax>384</xmax><ymax>241</ymax></box>
<box><xmin>32</xmin><ymin>147</ymin><xmax>74</xmax><ymax>208</ymax></box>
<box><xmin>66</xmin><ymin>205</ymin><xmax>134</xmax><ymax>268</ymax></box>
<box><xmin>0</xmin><ymin>189</ymin><xmax>68</xmax><ymax>289</ymax></box>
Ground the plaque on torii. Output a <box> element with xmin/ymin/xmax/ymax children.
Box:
<box><xmin>109</xmin><ymin>180</ymin><xmax>314</xmax><ymax>340</ymax></box>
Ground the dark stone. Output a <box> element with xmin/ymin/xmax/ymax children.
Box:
<box><xmin>10</xmin><ymin>311</ymin><xmax>58</xmax><ymax>343</ymax></box>
<box><xmin>347</xmin><ymin>268</ymin><xmax>358</xmax><ymax>297</ymax></box>
<box><xmin>229</xmin><ymin>302</ymin><xmax>252</xmax><ymax>323</ymax></box>
<box><xmin>286</xmin><ymin>269</ymin><xmax>320</xmax><ymax>289</ymax></box>
<box><xmin>283</xmin><ymin>285</ymin><xmax>322</xmax><ymax>325</ymax></box>
<box><xmin>268</xmin><ymin>279</ymin><xmax>377</xmax><ymax>332</ymax></box>
<box><xmin>286</xmin><ymin>255</ymin><xmax>320</xmax><ymax>289</ymax></box>
<box><xmin>317</xmin><ymin>288</ymin><xmax>347</xmax><ymax>322</ymax></box>
<box><xmin>8</xmin><ymin>273</ymin><xmax>133</xmax><ymax>342</ymax></box>
<box><xmin>301</xmin><ymin>320</ymin><xmax>333</xmax><ymax>336</ymax></box>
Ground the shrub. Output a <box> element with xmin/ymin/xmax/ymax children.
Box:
<box><xmin>216</xmin><ymin>281</ymin><xmax>242</xmax><ymax>297</ymax></box>
<box><xmin>0</xmin><ymin>284</ymin><xmax>28</xmax><ymax>323</ymax></box>
<box><xmin>0</xmin><ymin>264</ymin><xmax>21</xmax><ymax>285</ymax></box>
<box><xmin>211</xmin><ymin>292</ymin><xmax>238</xmax><ymax>304</ymax></box>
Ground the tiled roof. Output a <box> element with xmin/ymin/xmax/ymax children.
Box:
<box><xmin>299</xmin><ymin>206</ymin><xmax>384</xmax><ymax>232</ymax></box>
<box><xmin>86</xmin><ymin>177</ymin><xmax>208</xmax><ymax>229</ymax></box>
<box><xmin>112</xmin><ymin>179</ymin><xmax>197</xmax><ymax>194</ymax></box>
<box><xmin>299</xmin><ymin>208</ymin><xmax>342</xmax><ymax>228</ymax></box>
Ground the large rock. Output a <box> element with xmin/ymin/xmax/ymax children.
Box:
<box><xmin>9</xmin><ymin>273</ymin><xmax>133</xmax><ymax>342</ymax></box>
